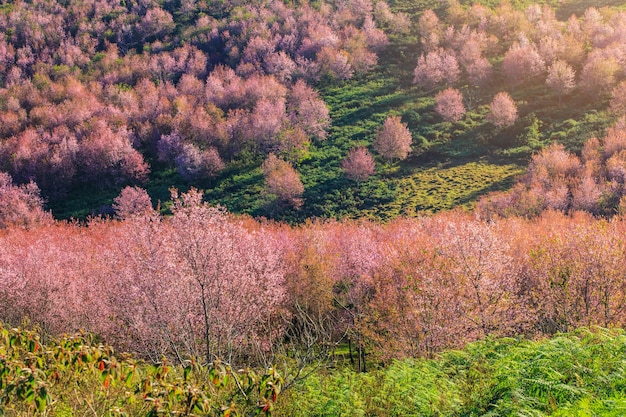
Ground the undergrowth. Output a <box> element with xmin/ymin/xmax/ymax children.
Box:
<box><xmin>278</xmin><ymin>327</ymin><xmax>626</xmax><ymax>416</ymax></box>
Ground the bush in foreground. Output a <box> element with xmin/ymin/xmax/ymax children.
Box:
<box><xmin>5</xmin><ymin>325</ymin><xmax>625</xmax><ymax>416</ymax></box>
<box><xmin>0</xmin><ymin>324</ymin><xmax>282</xmax><ymax>416</ymax></box>
<box><xmin>278</xmin><ymin>327</ymin><xmax>626</xmax><ymax>416</ymax></box>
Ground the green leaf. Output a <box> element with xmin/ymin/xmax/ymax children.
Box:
<box><xmin>25</xmin><ymin>387</ymin><xmax>35</xmax><ymax>403</ymax></box>
<box><xmin>35</xmin><ymin>395</ymin><xmax>46</xmax><ymax>412</ymax></box>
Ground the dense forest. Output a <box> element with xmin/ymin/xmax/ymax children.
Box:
<box><xmin>4</xmin><ymin>0</ymin><xmax>626</xmax><ymax>414</ymax></box>
<box><xmin>4</xmin><ymin>198</ymin><xmax>626</xmax><ymax>414</ymax></box>
<box><xmin>5</xmin><ymin>191</ymin><xmax>626</xmax><ymax>365</ymax></box>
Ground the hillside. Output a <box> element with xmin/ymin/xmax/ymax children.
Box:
<box><xmin>4</xmin><ymin>1</ymin><xmax>626</xmax><ymax>414</ymax></box>
<box><xmin>1</xmin><ymin>0</ymin><xmax>625</xmax><ymax>222</ymax></box>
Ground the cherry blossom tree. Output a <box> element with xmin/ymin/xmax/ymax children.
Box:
<box><xmin>262</xmin><ymin>154</ymin><xmax>305</xmax><ymax>208</ymax></box>
<box><xmin>317</xmin><ymin>47</ymin><xmax>354</xmax><ymax>80</ymax></box>
<box><xmin>486</xmin><ymin>92</ymin><xmax>518</xmax><ymax>128</ymax></box>
<box><xmin>418</xmin><ymin>10</ymin><xmax>441</xmax><ymax>51</ymax></box>
<box><xmin>373</xmin><ymin>116</ymin><xmax>413</xmax><ymax>163</ymax></box>
<box><xmin>579</xmin><ymin>54</ymin><xmax>621</xmax><ymax>98</ymax></box>
<box><xmin>502</xmin><ymin>42</ymin><xmax>545</xmax><ymax>87</ymax></box>
<box><xmin>342</xmin><ymin>147</ymin><xmax>376</xmax><ymax>182</ymax></box>
<box><xmin>112</xmin><ymin>186</ymin><xmax>153</xmax><ymax>219</ymax></box>
<box><xmin>158</xmin><ymin>132</ymin><xmax>184</xmax><ymax>163</ymax></box>
<box><xmin>286</xmin><ymin>80</ymin><xmax>330</xmax><ymax>141</ymax></box>
<box><xmin>137</xmin><ymin>7</ymin><xmax>175</xmax><ymax>42</ymax></box>
<box><xmin>413</xmin><ymin>48</ymin><xmax>460</xmax><ymax>90</ymax></box>
<box><xmin>546</xmin><ymin>60</ymin><xmax>575</xmax><ymax>104</ymax></box>
<box><xmin>434</xmin><ymin>88</ymin><xmax>466</xmax><ymax>122</ymax></box>
<box><xmin>0</xmin><ymin>172</ymin><xmax>51</xmax><ymax>229</ymax></box>
<box><xmin>264</xmin><ymin>51</ymin><xmax>297</xmax><ymax>83</ymax></box>
<box><xmin>443</xmin><ymin>220</ymin><xmax>522</xmax><ymax>338</ymax></box>
<box><xmin>373</xmin><ymin>1</ymin><xmax>409</xmax><ymax>34</ymax></box>
<box><xmin>175</xmin><ymin>144</ymin><xmax>225</xmax><ymax>180</ymax></box>
<box><xmin>571</xmin><ymin>176</ymin><xmax>603</xmax><ymax>213</ymax></box>
<box><xmin>609</xmin><ymin>81</ymin><xmax>626</xmax><ymax>116</ymax></box>
<box><xmin>465</xmin><ymin>56</ymin><xmax>493</xmax><ymax>88</ymax></box>
<box><xmin>251</xmin><ymin>98</ymin><xmax>287</xmax><ymax>151</ymax></box>
<box><xmin>166</xmin><ymin>188</ymin><xmax>288</xmax><ymax>364</ymax></box>
<box><xmin>77</xmin><ymin>123</ymin><xmax>149</xmax><ymax>185</ymax></box>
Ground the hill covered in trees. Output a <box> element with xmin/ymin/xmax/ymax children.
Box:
<box><xmin>1</xmin><ymin>0</ymin><xmax>626</xmax><ymax>221</ymax></box>
<box><xmin>5</xmin><ymin>1</ymin><xmax>626</xmax><ymax>414</ymax></box>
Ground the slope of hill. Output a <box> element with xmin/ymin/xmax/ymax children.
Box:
<box><xmin>0</xmin><ymin>0</ymin><xmax>624</xmax><ymax>221</ymax></box>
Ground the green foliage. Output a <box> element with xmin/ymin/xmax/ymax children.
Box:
<box><xmin>278</xmin><ymin>328</ymin><xmax>626</xmax><ymax>417</ymax></box>
<box><xmin>554</xmin><ymin>396</ymin><xmax>626</xmax><ymax>416</ymax></box>
<box><xmin>278</xmin><ymin>369</ymin><xmax>377</xmax><ymax>417</ymax></box>
<box><xmin>0</xmin><ymin>324</ymin><xmax>282</xmax><ymax>416</ymax></box>
<box><xmin>2</xmin><ymin>326</ymin><xmax>626</xmax><ymax>416</ymax></box>
<box><xmin>363</xmin><ymin>159</ymin><xmax>524</xmax><ymax>218</ymax></box>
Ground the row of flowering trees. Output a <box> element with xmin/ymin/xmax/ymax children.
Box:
<box><xmin>479</xmin><ymin>118</ymin><xmax>626</xmax><ymax>217</ymax></box>
<box><xmin>2</xmin><ymin>188</ymin><xmax>626</xmax><ymax>367</ymax></box>
<box><xmin>0</xmin><ymin>188</ymin><xmax>287</xmax><ymax>366</ymax></box>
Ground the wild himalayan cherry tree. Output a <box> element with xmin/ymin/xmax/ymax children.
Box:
<box><xmin>546</xmin><ymin>60</ymin><xmax>576</xmax><ymax>104</ymax></box>
<box><xmin>342</xmin><ymin>147</ymin><xmax>376</xmax><ymax>182</ymax></box>
<box><xmin>262</xmin><ymin>154</ymin><xmax>305</xmax><ymax>208</ymax></box>
<box><xmin>579</xmin><ymin>54</ymin><xmax>621</xmax><ymax>98</ymax></box>
<box><xmin>609</xmin><ymin>81</ymin><xmax>626</xmax><ymax>116</ymax></box>
<box><xmin>112</xmin><ymin>186</ymin><xmax>153</xmax><ymax>219</ymax></box>
<box><xmin>502</xmin><ymin>42</ymin><xmax>545</xmax><ymax>87</ymax></box>
<box><xmin>0</xmin><ymin>172</ymin><xmax>51</xmax><ymax>229</ymax></box>
<box><xmin>434</xmin><ymin>88</ymin><xmax>466</xmax><ymax>122</ymax></box>
<box><xmin>413</xmin><ymin>48</ymin><xmax>460</xmax><ymax>90</ymax></box>
<box><xmin>373</xmin><ymin>116</ymin><xmax>413</xmax><ymax>163</ymax></box>
<box><xmin>417</xmin><ymin>9</ymin><xmax>441</xmax><ymax>51</ymax></box>
<box><xmin>486</xmin><ymin>92</ymin><xmax>518</xmax><ymax>128</ymax></box>
<box><xmin>174</xmin><ymin>144</ymin><xmax>225</xmax><ymax>180</ymax></box>
<box><xmin>476</xmin><ymin>120</ymin><xmax>626</xmax><ymax>217</ymax></box>
<box><xmin>165</xmin><ymin>188</ymin><xmax>287</xmax><ymax>365</ymax></box>
<box><xmin>286</xmin><ymin>80</ymin><xmax>331</xmax><ymax>141</ymax></box>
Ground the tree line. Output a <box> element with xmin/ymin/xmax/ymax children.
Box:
<box><xmin>2</xmin><ymin>188</ymin><xmax>626</xmax><ymax>373</ymax></box>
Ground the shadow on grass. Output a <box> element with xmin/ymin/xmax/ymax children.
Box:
<box><xmin>454</xmin><ymin>174</ymin><xmax>520</xmax><ymax>207</ymax></box>
<box><xmin>332</xmin><ymin>91</ymin><xmax>416</xmax><ymax>129</ymax></box>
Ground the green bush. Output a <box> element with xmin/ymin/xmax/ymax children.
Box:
<box><xmin>278</xmin><ymin>328</ymin><xmax>626</xmax><ymax>417</ymax></box>
<box><xmin>0</xmin><ymin>324</ymin><xmax>282</xmax><ymax>416</ymax></box>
